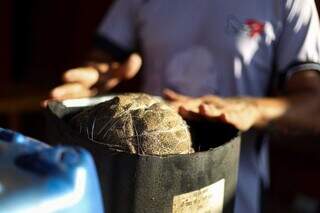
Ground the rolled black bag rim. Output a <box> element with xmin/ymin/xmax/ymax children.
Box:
<box><xmin>47</xmin><ymin>98</ymin><xmax>240</xmax><ymax>158</ymax></box>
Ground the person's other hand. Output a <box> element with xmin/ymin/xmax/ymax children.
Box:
<box><xmin>163</xmin><ymin>89</ymin><xmax>261</xmax><ymax>131</ymax></box>
<box><xmin>45</xmin><ymin>53</ymin><xmax>142</xmax><ymax>105</ymax></box>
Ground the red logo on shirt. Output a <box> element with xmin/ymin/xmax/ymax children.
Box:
<box><xmin>227</xmin><ymin>16</ymin><xmax>265</xmax><ymax>38</ymax></box>
<box><xmin>245</xmin><ymin>19</ymin><xmax>265</xmax><ymax>37</ymax></box>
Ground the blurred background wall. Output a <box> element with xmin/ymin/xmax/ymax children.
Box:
<box><xmin>1</xmin><ymin>0</ymin><xmax>320</xmax><ymax>212</ymax></box>
<box><xmin>0</xmin><ymin>0</ymin><xmax>113</xmax><ymax>138</ymax></box>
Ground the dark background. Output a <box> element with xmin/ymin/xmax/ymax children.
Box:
<box><xmin>0</xmin><ymin>0</ymin><xmax>113</xmax><ymax>137</ymax></box>
<box><xmin>1</xmin><ymin>0</ymin><xmax>320</xmax><ymax>212</ymax></box>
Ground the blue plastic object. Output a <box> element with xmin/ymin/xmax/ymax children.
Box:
<box><xmin>0</xmin><ymin>128</ymin><xmax>104</xmax><ymax>213</ymax></box>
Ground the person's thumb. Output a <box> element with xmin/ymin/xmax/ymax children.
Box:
<box><xmin>119</xmin><ymin>53</ymin><xmax>142</xmax><ymax>80</ymax></box>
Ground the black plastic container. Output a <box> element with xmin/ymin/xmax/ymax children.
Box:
<box><xmin>46</xmin><ymin>97</ymin><xmax>240</xmax><ymax>213</ymax></box>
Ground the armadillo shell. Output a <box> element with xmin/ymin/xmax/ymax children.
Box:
<box><xmin>70</xmin><ymin>93</ymin><xmax>194</xmax><ymax>156</ymax></box>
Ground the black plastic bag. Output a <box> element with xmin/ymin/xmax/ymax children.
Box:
<box><xmin>45</xmin><ymin>97</ymin><xmax>240</xmax><ymax>213</ymax></box>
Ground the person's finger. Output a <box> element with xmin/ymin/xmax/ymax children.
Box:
<box><xmin>163</xmin><ymin>89</ymin><xmax>179</xmax><ymax>101</ymax></box>
<box><xmin>118</xmin><ymin>53</ymin><xmax>142</xmax><ymax>80</ymax></box>
<box><xmin>95</xmin><ymin>63</ymin><xmax>109</xmax><ymax>73</ymax></box>
<box><xmin>199</xmin><ymin>104</ymin><xmax>223</xmax><ymax>118</ymax></box>
<box><xmin>216</xmin><ymin>108</ymin><xmax>256</xmax><ymax>131</ymax></box>
<box><xmin>178</xmin><ymin>106</ymin><xmax>202</xmax><ymax>120</ymax></box>
<box><xmin>201</xmin><ymin>96</ymin><xmax>226</xmax><ymax>108</ymax></box>
<box><xmin>220</xmin><ymin>113</ymin><xmax>248</xmax><ymax>131</ymax></box>
<box><xmin>97</xmin><ymin>53</ymin><xmax>142</xmax><ymax>91</ymax></box>
<box><xmin>63</xmin><ymin>67</ymin><xmax>100</xmax><ymax>87</ymax></box>
<box><xmin>104</xmin><ymin>77</ymin><xmax>121</xmax><ymax>90</ymax></box>
<box><xmin>163</xmin><ymin>89</ymin><xmax>190</xmax><ymax>101</ymax></box>
<box><xmin>50</xmin><ymin>83</ymin><xmax>96</xmax><ymax>100</ymax></box>
<box><xmin>199</xmin><ymin>103</ymin><xmax>248</xmax><ymax>130</ymax></box>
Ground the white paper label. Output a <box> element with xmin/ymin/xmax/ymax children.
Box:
<box><xmin>172</xmin><ymin>179</ymin><xmax>225</xmax><ymax>213</ymax></box>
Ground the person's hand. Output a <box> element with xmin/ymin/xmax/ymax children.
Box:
<box><xmin>45</xmin><ymin>53</ymin><xmax>142</xmax><ymax>104</ymax></box>
<box><xmin>163</xmin><ymin>89</ymin><xmax>261</xmax><ymax>131</ymax></box>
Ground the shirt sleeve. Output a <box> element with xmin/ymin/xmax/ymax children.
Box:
<box><xmin>275</xmin><ymin>0</ymin><xmax>320</xmax><ymax>82</ymax></box>
<box><xmin>96</xmin><ymin>0</ymin><xmax>140</xmax><ymax>53</ymax></box>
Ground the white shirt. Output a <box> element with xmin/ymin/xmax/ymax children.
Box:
<box><xmin>97</xmin><ymin>0</ymin><xmax>320</xmax><ymax>212</ymax></box>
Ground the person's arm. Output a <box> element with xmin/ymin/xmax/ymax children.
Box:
<box><xmin>257</xmin><ymin>0</ymin><xmax>320</xmax><ymax>133</ymax></box>
<box><xmin>164</xmin><ymin>70</ymin><xmax>320</xmax><ymax>132</ymax></box>
<box><xmin>263</xmin><ymin>70</ymin><xmax>320</xmax><ymax>134</ymax></box>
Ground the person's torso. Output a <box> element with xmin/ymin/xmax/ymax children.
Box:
<box><xmin>135</xmin><ymin>0</ymin><xmax>283</xmax><ymax>97</ymax></box>
<box><xmin>133</xmin><ymin>4</ymin><xmax>280</xmax><ymax>211</ymax></box>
